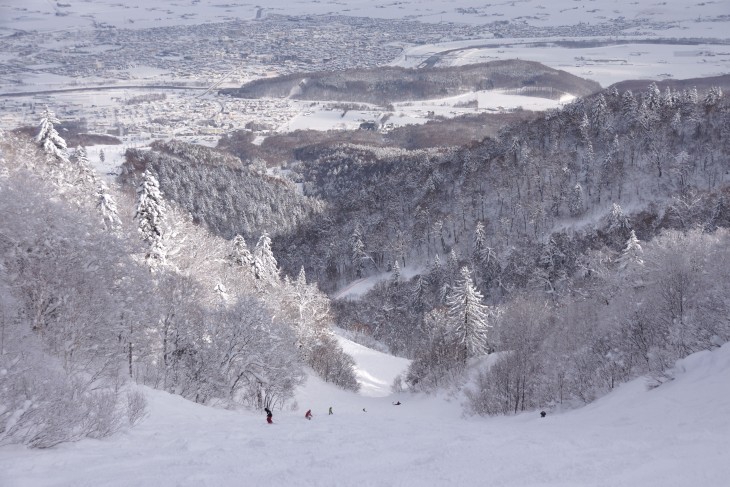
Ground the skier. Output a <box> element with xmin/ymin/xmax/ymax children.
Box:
<box><xmin>265</xmin><ymin>407</ymin><xmax>273</xmax><ymax>424</ymax></box>
<box><xmin>393</xmin><ymin>401</ymin><xmax>401</xmax><ymax>405</ymax></box>
<box><xmin>305</xmin><ymin>409</ymin><xmax>313</xmax><ymax>420</ymax></box>
<box><xmin>328</xmin><ymin>406</ymin><xmax>333</xmax><ymax>415</ymax></box>
<box><xmin>540</xmin><ymin>411</ymin><xmax>547</xmax><ymax>418</ymax></box>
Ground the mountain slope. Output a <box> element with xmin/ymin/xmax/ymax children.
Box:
<box><xmin>2</xmin><ymin>340</ymin><xmax>728</xmax><ymax>487</ymax></box>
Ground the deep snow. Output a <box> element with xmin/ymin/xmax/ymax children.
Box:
<box><xmin>2</xmin><ymin>338</ymin><xmax>729</xmax><ymax>487</ymax></box>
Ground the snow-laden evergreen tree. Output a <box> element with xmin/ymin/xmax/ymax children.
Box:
<box><xmin>608</xmin><ymin>203</ymin><xmax>630</xmax><ymax>232</ymax></box>
<box><xmin>287</xmin><ymin>266</ymin><xmax>329</xmax><ymax>353</ymax></box>
<box><xmin>448</xmin><ymin>266</ymin><xmax>491</xmax><ymax>363</ymax></box>
<box><xmin>620</xmin><ymin>90</ymin><xmax>637</xmax><ymax>118</ymax></box>
<box><xmin>97</xmin><ymin>180</ymin><xmax>121</xmax><ymax>231</ymax></box>
<box><xmin>591</xmin><ymin>94</ymin><xmax>608</xmax><ymax>132</ymax></box>
<box><xmin>618</xmin><ymin>230</ymin><xmax>643</xmax><ymax>270</ymax></box>
<box><xmin>70</xmin><ymin>146</ymin><xmax>98</xmax><ymax>189</ymax></box>
<box><xmin>35</xmin><ymin>106</ymin><xmax>68</xmax><ymax>161</ymax></box>
<box><xmin>230</xmin><ymin>234</ymin><xmax>253</xmax><ymax>269</ymax></box>
<box><xmin>703</xmin><ymin>86</ymin><xmax>723</xmax><ymax>107</ymax></box>
<box><xmin>253</xmin><ymin>232</ymin><xmax>279</xmax><ymax>284</ymax></box>
<box><xmin>135</xmin><ymin>170</ymin><xmax>166</xmax><ymax>267</ymax></box>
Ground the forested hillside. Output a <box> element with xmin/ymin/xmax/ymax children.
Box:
<box><xmin>122</xmin><ymin>140</ymin><xmax>322</xmax><ymax>241</ymax></box>
<box><xmin>281</xmin><ymin>84</ymin><xmax>729</xmax><ymax>292</ymax></box>
<box><xmin>0</xmin><ymin>125</ymin><xmax>356</xmax><ymax>449</ymax></box>
<box><xmin>279</xmin><ymin>83</ymin><xmax>729</xmax><ymax>413</ymax></box>
<box><xmin>222</xmin><ymin>60</ymin><xmax>601</xmax><ymax>104</ymax></box>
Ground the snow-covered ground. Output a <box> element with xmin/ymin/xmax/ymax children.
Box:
<box><xmin>391</xmin><ymin>38</ymin><xmax>730</xmax><ymax>87</ymax></box>
<box><xmin>2</xmin><ymin>338</ymin><xmax>729</xmax><ymax>487</ymax></box>
<box><xmin>333</xmin><ymin>265</ymin><xmax>425</xmax><ymax>300</ymax></box>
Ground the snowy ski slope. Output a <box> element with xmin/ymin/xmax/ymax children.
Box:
<box><xmin>2</xmin><ymin>337</ymin><xmax>729</xmax><ymax>486</ymax></box>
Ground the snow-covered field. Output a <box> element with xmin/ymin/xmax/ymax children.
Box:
<box><xmin>391</xmin><ymin>38</ymin><xmax>730</xmax><ymax>87</ymax></box>
<box><xmin>2</xmin><ymin>337</ymin><xmax>729</xmax><ymax>487</ymax></box>
<box><xmin>3</xmin><ymin>0</ymin><xmax>729</xmax><ymax>35</ymax></box>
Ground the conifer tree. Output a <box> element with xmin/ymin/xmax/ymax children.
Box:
<box><xmin>230</xmin><ymin>234</ymin><xmax>253</xmax><ymax>269</ymax></box>
<box><xmin>135</xmin><ymin>170</ymin><xmax>167</xmax><ymax>267</ymax></box>
<box><xmin>253</xmin><ymin>232</ymin><xmax>279</xmax><ymax>284</ymax></box>
<box><xmin>447</xmin><ymin>266</ymin><xmax>491</xmax><ymax>363</ymax></box>
<box><xmin>71</xmin><ymin>145</ymin><xmax>98</xmax><ymax>189</ymax></box>
<box><xmin>35</xmin><ymin>106</ymin><xmax>68</xmax><ymax>161</ymax></box>
<box><xmin>618</xmin><ymin>230</ymin><xmax>643</xmax><ymax>270</ymax></box>
<box><xmin>97</xmin><ymin>180</ymin><xmax>121</xmax><ymax>231</ymax></box>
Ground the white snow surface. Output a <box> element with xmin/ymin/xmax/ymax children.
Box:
<box><xmin>334</xmin><ymin>266</ymin><xmax>425</xmax><ymax>300</ymax></box>
<box><xmin>2</xmin><ymin>339</ymin><xmax>729</xmax><ymax>487</ymax></box>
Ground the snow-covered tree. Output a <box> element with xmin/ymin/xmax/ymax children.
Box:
<box><xmin>135</xmin><ymin>170</ymin><xmax>167</xmax><ymax>267</ymax></box>
<box><xmin>253</xmin><ymin>232</ymin><xmax>279</xmax><ymax>284</ymax></box>
<box><xmin>97</xmin><ymin>180</ymin><xmax>121</xmax><ymax>231</ymax></box>
<box><xmin>35</xmin><ymin>106</ymin><xmax>68</xmax><ymax>161</ymax></box>
<box><xmin>70</xmin><ymin>145</ymin><xmax>98</xmax><ymax>189</ymax></box>
<box><xmin>447</xmin><ymin>266</ymin><xmax>491</xmax><ymax>363</ymax></box>
<box><xmin>618</xmin><ymin>230</ymin><xmax>643</xmax><ymax>271</ymax></box>
<box><xmin>703</xmin><ymin>86</ymin><xmax>723</xmax><ymax>107</ymax></box>
<box><xmin>230</xmin><ymin>234</ymin><xmax>253</xmax><ymax>269</ymax></box>
<box><xmin>607</xmin><ymin>203</ymin><xmax>631</xmax><ymax>245</ymax></box>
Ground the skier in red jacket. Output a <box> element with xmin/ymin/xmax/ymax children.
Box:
<box><xmin>305</xmin><ymin>409</ymin><xmax>312</xmax><ymax>420</ymax></box>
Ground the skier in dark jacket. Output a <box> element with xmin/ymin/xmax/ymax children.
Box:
<box><xmin>265</xmin><ymin>407</ymin><xmax>273</xmax><ymax>424</ymax></box>
<box><xmin>305</xmin><ymin>409</ymin><xmax>313</xmax><ymax>420</ymax></box>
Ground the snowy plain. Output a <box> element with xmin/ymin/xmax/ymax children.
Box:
<box><xmin>2</xmin><ymin>0</ymin><xmax>729</xmax><ymax>35</ymax></box>
<box><xmin>2</xmin><ymin>337</ymin><xmax>729</xmax><ymax>487</ymax></box>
